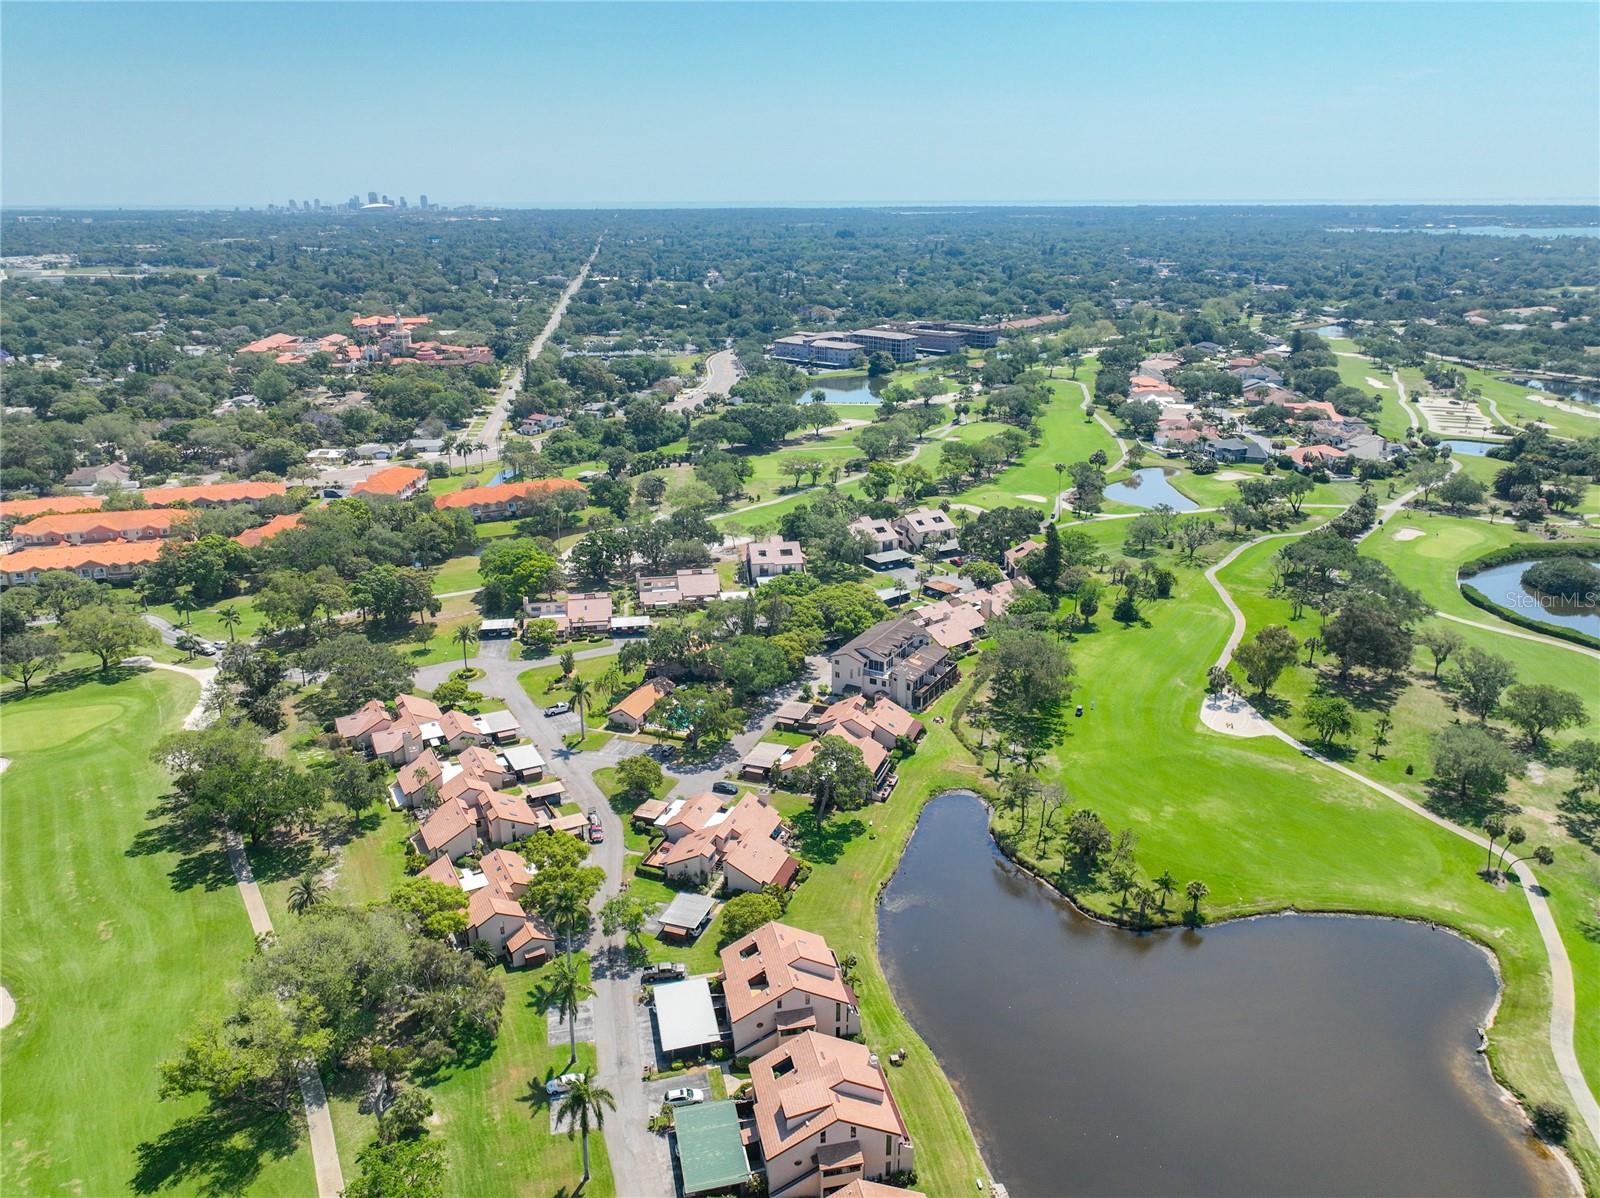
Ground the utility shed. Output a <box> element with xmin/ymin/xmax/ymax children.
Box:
<box><xmin>653</xmin><ymin>977</ymin><xmax>723</xmax><ymax>1055</ymax></box>
<box><xmin>658</xmin><ymin>892</ymin><xmax>717</xmax><ymax>940</ymax></box>
<box><xmin>673</xmin><ymin>1100</ymin><xmax>752</xmax><ymax>1195</ymax></box>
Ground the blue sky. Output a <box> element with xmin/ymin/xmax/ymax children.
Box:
<box><xmin>3</xmin><ymin>2</ymin><xmax>1597</xmax><ymax>207</ymax></box>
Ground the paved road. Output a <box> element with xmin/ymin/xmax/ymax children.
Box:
<box><xmin>480</xmin><ymin>236</ymin><xmax>604</xmax><ymax>448</ymax></box>
<box><xmin>1203</xmin><ymin>492</ymin><xmax>1600</xmax><ymax>1149</ymax></box>
<box><xmin>667</xmin><ymin>348</ymin><xmax>741</xmax><ymax>412</ymax></box>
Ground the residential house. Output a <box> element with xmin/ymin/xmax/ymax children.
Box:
<box><xmin>523</xmin><ymin>591</ymin><xmax>615</xmax><ymax>635</ymax></box>
<box><xmin>62</xmin><ymin>462</ymin><xmax>133</xmax><ymax>490</ymax></box>
<box><xmin>0</xmin><ymin>494</ymin><xmax>105</xmax><ymax>522</ymax></box>
<box><xmin>649</xmin><ymin>793</ymin><xmax>799</xmax><ymax>894</ymax></box>
<box><xmin>636</xmin><ymin>568</ymin><xmax>724</xmax><ymax>611</ymax></box>
<box><xmin>1287</xmin><ymin>444</ymin><xmax>1348</xmax><ymax>470</ymax></box>
<box><xmin>334</xmin><ymin>700</ymin><xmax>394</xmax><ymax>751</ymax></box>
<box><xmin>742</xmin><ymin>538</ymin><xmax>807</xmax><ymax>584</ymax></box>
<box><xmin>351</xmin><ymin>465</ymin><xmax>428</xmax><ymax>499</ymax></box>
<box><xmin>780</xmin><ymin>729</ymin><xmax>891</xmax><ymax>792</ymax></box>
<box><xmin>911</xmin><ymin>597</ymin><xmax>986</xmax><ymax>654</ymax></box>
<box><xmin>813</xmin><ymin>694</ymin><xmax>924</xmax><ymax>750</ymax></box>
<box><xmin>1003</xmin><ymin>539</ymin><xmax>1041</xmax><ymax>578</ymax></box>
<box><xmin>233</xmin><ymin>512</ymin><xmax>303</xmax><ymax>548</ymax></box>
<box><xmin>465</xmin><ymin>880</ymin><xmax>556</xmax><ymax>968</ymax></box>
<box><xmin>892</xmin><ymin>508</ymin><xmax>958</xmax><ymax>553</ymax></box>
<box><xmin>749</xmin><ymin>1031</ymin><xmax>915</xmax><ymax>1198</ymax></box>
<box><xmin>1204</xmin><ymin>437</ymin><xmax>1269</xmax><ymax>465</ymax></box>
<box><xmin>721</xmin><ymin>921</ymin><xmax>861</xmax><ymax>1058</ymax></box>
<box><xmin>828</xmin><ymin>618</ymin><xmax>958</xmax><ymax>712</ymax></box>
<box><xmin>413</xmin><ymin>798</ymin><xmax>478</xmax><ymax>862</ymax></box>
<box><xmin>608</xmin><ymin>677</ymin><xmax>676</xmax><ymax>732</ymax></box>
<box><xmin>848</xmin><ymin>517</ymin><xmax>905</xmax><ymax>555</ymax></box>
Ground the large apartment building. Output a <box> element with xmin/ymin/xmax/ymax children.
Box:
<box><xmin>828</xmin><ymin>617</ymin><xmax>958</xmax><ymax>711</ymax></box>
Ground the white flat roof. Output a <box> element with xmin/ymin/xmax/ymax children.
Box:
<box><xmin>653</xmin><ymin>977</ymin><xmax>723</xmax><ymax>1053</ymax></box>
<box><xmin>500</xmin><ymin>744</ymin><xmax>546</xmax><ymax>772</ymax></box>
<box><xmin>480</xmin><ymin>618</ymin><xmax>517</xmax><ymax>632</ymax></box>
<box><xmin>475</xmin><ymin>710</ymin><xmax>520</xmax><ymax>734</ymax></box>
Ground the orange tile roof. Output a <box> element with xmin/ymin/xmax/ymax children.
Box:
<box><xmin>721</xmin><ymin>921</ymin><xmax>854</xmax><ymax>1023</ymax></box>
<box><xmin>432</xmin><ymin>477</ymin><xmax>586</xmax><ymax>511</ymax></box>
<box><xmin>0</xmin><ymin>495</ymin><xmax>105</xmax><ymax>520</ymax></box>
<box><xmin>751</xmin><ymin>1031</ymin><xmax>908</xmax><ymax>1158</ymax></box>
<box><xmin>12</xmin><ymin>508</ymin><xmax>184</xmax><ymax>540</ymax></box>
<box><xmin>609</xmin><ymin>677</ymin><xmax>674</xmax><ymax>724</ymax></box>
<box><xmin>145</xmin><ymin>481</ymin><xmax>287</xmax><ymax>507</ymax></box>
<box><xmin>351</xmin><ymin>314</ymin><xmax>431</xmax><ymax>329</ymax></box>
<box><xmin>1</xmin><ymin>541</ymin><xmax>165</xmax><ymax>575</ymax></box>
<box><xmin>722</xmin><ymin>836</ymin><xmax>799</xmax><ymax>888</ymax></box>
<box><xmin>232</xmin><ymin>512</ymin><xmax>303</xmax><ymax>547</ymax></box>
<box><xmin>351</xmin><ymin>465</ymin><xmax>427</xmax><ymax>496</ymax></box>
<box><xmin>417</xmin><ymin>797</ymin><xmax>475</xmax><ymax>854</ymax></box>
<box><xmin>334</xmin><ymin>699</ymin><xmax>391</xmax><ymax>740</ymax></box>
<box><xmin>238</xmin><ymin>332</ymin><xmax>300</xmax><ymax>354</ymax></box>
<box><xmin>833</xmin><ymin>1181</ymin><xmax>926</xmax><ymax>1198</ymax></box>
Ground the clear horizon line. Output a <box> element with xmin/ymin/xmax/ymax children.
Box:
<box><xmin>4</xmin><ymin>198</ymin><xmax>1600</xmax><ymax>213</ymax></box>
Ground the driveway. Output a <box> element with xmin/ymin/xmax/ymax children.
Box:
<box><xmin>667</xmin><ymin>348</ymin><xmax>742</xmax><ymax>413</ymax></box>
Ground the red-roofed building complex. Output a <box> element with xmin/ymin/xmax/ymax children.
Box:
<box><xmin>721</xmin><ymin>921</ymin><xmax>861</xmax><ymax>1058</ymax></box>
<box><xmin>351</xmin><ymin>465</ymin><xmax>428</xmax><ymax>499</ymax></box>
<box><xmin>432</xmin><ymin>478</ymin><xmax>586</xmax><ymax>521</ymax></box>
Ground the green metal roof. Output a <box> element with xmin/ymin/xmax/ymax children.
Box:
<box><xmin>674</xmin><ymin>1099</ymin><xmax>751</xmax><ymax>1194</ymax></box>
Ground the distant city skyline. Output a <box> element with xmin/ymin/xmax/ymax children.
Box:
<box><xmin>3</xmin><ymin>2</ymin><xmax>1597</xmax><ymax>208</ymax></box>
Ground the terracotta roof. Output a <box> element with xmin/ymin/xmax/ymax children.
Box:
<box><xmin>239</xmin><ymin>332</ymin><xmax>300</xmax><ymax>354</ymax></box>
<box><xmin>396</xmin><ymin>750</ymin><xmax>445</xmax><ymax>798</ymax></box>
<box><xmin>660</xmin><ymin>791</ymin><xmax>724</xmax><ymax>837</ymax></box>
<box><xmin>610</xmin><ymin>677</ymin><xmax>674</xmax><ymax>724</ymax></box>
<box><xmin>145</xmin><ymin>481</ymin><xmax>287</xmax><ymax>507</ymax></box>
<box><xmin>1</xmin><ymin>541</ymin><xmax>164</xmax><ymax>575</ymax></box>
<box><xmin>481</xmin><ymin>791</ymin><xmax>541</xmax><ymax>832</ymax></box>
<box><xmin>467</xmin><ymin>884</ymin><xmax>524</xmax><ymax>929</ymax></box>
<box><xmin>417</xmin><ymin>797</ymin><xmax>475</xmax><ymax>853</ymax></box>
<box><xmin>0</xmin><ymin>495</ymin><xmax>105</xmax><ymax>520</ymax></box>
<box><xmin>833</xmin><ymin>1180</ymin><xmax>926</xmax><ymax>1198</ymax></box>
<box><xmin>722</xmin><ymin>836</ymin><xmax>799</xmax><ymax>888</ymax></box>
<box><xmin>433</xmin><ymin>478</ymin><xmax>585</xmax><ymax>511</ymax></box>
<box><xmin>351</xmin><ymin>313</ymin><xmax>430</xmax><ymax>329</ymax></box>
<box><xmin>781</xmin><ymin>730</ymin><xmax>888</xmax><ymax>778</ymax></box>
<box><xmin>394</xmin><ymin>693</ymin><xmax>443</xmax><ymax>722</ymax></box>
<box><xmin>351</xmin><ymin>465</ymin><xmax>427</xmax><ymax>496</ymax></box>
<box><xmin>233</xmin><ymin>512</ymin><xmax>303</xmax><ymax>547</ymax></box>
<box><xmin>334</xmin><ymin>699</ymin><xmax>391</xmax><ymax>740</ymax></box>
<box><xmin>440</xmin><ymin>711</ymin><xmax>485</xmax><ymax>744</ymax></box>
<box><xmin>417</xmin><ymin>855</ymin><xmax>460</xmax><ymax>887</ymax></box>
<box><xmin>480</xmin><ymin>848</ymin><xmax>531</xmax><ymax>895</ymax></box>
<box><xmin>12</xmin><ymin>508</ymin><xmax>183</xmax><ymax>540</ymax></box>
<box><xmin>506</xmin><ymin>918</ymin><xmax>556</xmax><ymax>955</ymax></box>
<box><xmin>721</xmin><ymin>921</ymin><xmax>855</xmax><ymax>1023</ymax></box>
<box><xmin>750</xmin><ymin>1031</ymin><xmax>908</xmax><ymax>1159</ymax></box>
<box><xmin>454</xmin><ymin>744</ymin><xmax>501</xmax><ymax>776</ymax></box>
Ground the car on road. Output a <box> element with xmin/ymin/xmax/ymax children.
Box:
<box><xmin>712</xmin><ymin>780</ymin><xmax>738</xmax><ymax>796</ymax></box>
<box><xmin>545</xmin><ymin>1071</ymin><xmax>586</xmax><ymax>1097</ymax></box>
<box><xmin>191</xmin><ymin>641</ymin><xmax>218</xmax><ymax>656</ymax></box>
<box><xmin>665</xmin><ymin>1087</ymin><xmax>705</xmax><ymax>1105</ymax></box>
<box><xmin>543</xmin><ymin>702</ymin><xmax>571</xmax><ymax>717</ymax></box>
<box><xmin>643</xmin><ymin>962</ymin><xmax>686</xmax><ymax>982</ymax></box>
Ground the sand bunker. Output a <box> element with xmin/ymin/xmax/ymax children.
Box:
<box><xmin>1365</xmin><ymin>376</ymin><xmax>1390</xmax><ymax>389</ymax></box>
<box><xmin>1212</xmin><ymin>471</ymin><xmax>1249</xmax><ymax>481</ymax></box>
<box><xmin>1016</xmin><ymin>493</ymin><xmax>1048</xmax><ymax>503</ymax></box>
<box><xmin>1</xmin><ymin>987</ymin><xmax>14</xmax><ymax>1029</ymax></box>
<box><xmin>1393</xmin><ymin>528</ymin><xmax>1427</xmax><ymax>542</ymax></box>
<box><xmin>1200</xmin><ymin>694</ymin><xmax>1275</xmax><ymax>738</ymax></box>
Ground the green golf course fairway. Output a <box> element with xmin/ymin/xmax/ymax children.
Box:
<box><xmin>0</xmin><ymin>667</ymin><xmax>317</xmax><ymax>1196</ymax></box>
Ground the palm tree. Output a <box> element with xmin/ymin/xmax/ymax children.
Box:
<box><xmin>545</xmin><ymin>953</ymin><xmax>596</xmax><ymax>1066</ymax></box>
<box><xmin>568</xmin><ymin>676</ymin><xmax>591</xmax><ymax>739</ymax></box>
<box><xmin>1185</xmin><ymin>879</ymin><xmax>1209</xmax><ymax>918</ymax></box>
<box><xmin>1153</xmin><ymin>870</ymin><xmax>1177</xmax><ymax>912</ymax></box>
<box><xmin>452</xmin><ymin>624</ymin><xmax>479</xmax><ymax>672</ymax></box>
<box><xmin>174</xmin><ymin>591</ymin><xmax>198</xmax><ymax>627</ymax></box>
<box><xmin>218</xmin><ymin>606</ymin><xmax>241</xmax><ymax>642</ymax></box>
<box><xmin>1053</xmin><ymin>462</ymin><xmax>1067</xmax><ymax>522</ymax></box>
<box><xmin>1482</xmin><ymin>814</ymin><xmax>1506</xmax><ymax>878</ymax></box>
<box><xmin>555</xmin><ymin>1075</ymin><xmax>615</xmax><ymax>1190</ymax></box>
<box><xmin>287</xmin><ymin>869</ymin><xmax>330</xmax><ymax>915</ymax></box>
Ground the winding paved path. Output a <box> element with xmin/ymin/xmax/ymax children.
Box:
<box><xmin>1201</xmin><ymin>496</ymin><xmax>1600</xmax><ymax>1148</ymax></box>
<box><xmin>146</xmin><ymin>661</ymin><xmax>347</xmax><ymax>1197</ymax></box>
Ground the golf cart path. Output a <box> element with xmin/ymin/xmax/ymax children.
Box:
<box><xmin>1203</xmin><ymin>495</ymin><xmax>1600</xmax><ymax>1147</ymax></box>
<box><xmin>144</xmin><ymin>661</ymin><xmax>345</xmax><ymax>1197</ymax></box>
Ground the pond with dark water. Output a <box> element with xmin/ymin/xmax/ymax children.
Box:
<box><xmin>879</xmin><ymin>793</ymin><xmax>1568</xmax><ymax>1197</ymax></box>
<box><xmin>800</xmin><ymin>374</ymin><xmax>884</xmax><ymax>405</ymax></box>
<box><xmin>1465</xmin><ymin>558</ymin><xmax>1600</xmax><ymax>636</ymax></box>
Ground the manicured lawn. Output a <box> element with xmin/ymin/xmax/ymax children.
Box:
<box><xmin>431</xmin><ymin>554</ymin><xmax>482</xmax><ymax>595</ymax></box>
<box><xmin>0</xmin><ymin>667</ymin><xmax>316</xmax><ymax>1196</ymax></box>
<box><xmin>591</xmin><ymin>764</ymin><xmax>672</xmax><ymax>854</ymax></box>
<box><xmin>149</xmin><ymin>596</ymin><xmax>271</xmax><ymax>642</ymax></box>
<box><xmin>1329</xmin><ymin>347</ymin><xmax>1412</xmax><ymax>440</ymax></box>
<box><xmin>957</xmin><ymin>370</ymin><xmax>1117</xmax><ymax>513</ymax></box>
<box><xmin>1455</xmin><ymin>361</ymin><xmax>1600</xmax><ymax>441</ymax></box>
<box><xmin>427</xmin><ymin>462</ymin><xmax>504</xmax><ymax>497</ymax></box>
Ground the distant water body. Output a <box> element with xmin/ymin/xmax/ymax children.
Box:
<box><xmin>1329</xmin><ymin>225</ymin><xmax>1599</xmax><ymax>239</ymax></box>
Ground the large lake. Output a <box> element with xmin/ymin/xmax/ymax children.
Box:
<box><xmin>879</xmin><ymin>793</ymin><xmax>1568</xmax><ymax>1197</ymax></box>
<box><xmin>1466</xmin><ymin>558</ymin><xmax>1600</xmax><ymax>636</ymax></box>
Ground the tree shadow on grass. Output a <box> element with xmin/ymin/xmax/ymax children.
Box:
<box><xmin>1557</xmin><ymin>790</ymin><xmax>1600</xmax><ymax>855</ymax></box>
<box><xmin>126</xmin><ymin>795</ymin><xmax>238</xmax><ymax>894</ymax></box>
<box><xmin>786</xmin><ymin>811</ymin><xmax>865</xmax><ymax>865</ymax></box>
<box><xmin>1421</xmin><ymin>782</ymin><xmax>1515</xmax><ymax>830</ymax></box>
<box><xmin>0</xmin><ymin>664</ymin><xmax>148</xmax><ymax>706</ymax></box>
<box><xmin>130</xmin><ymin>1104</ymin><xmax>299</xmax><ymax>1196</ymax></box>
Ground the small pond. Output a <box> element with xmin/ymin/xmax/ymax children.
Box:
<box><xmin>1441</xmin><ymin>439</ymin><xmax>1496</xmax><ymax>456</ymax></box>
<box><xmin>1466</xmin><ymin>558</ymin><xmax>1600</xmax><ymax>635</ymax></box>
<box><xmin>799</xmin><ymin>374</ymin><xmax>884</xmax><ymax>406</ymax></box>
<box><xmin>1104</xmin><ymin>467</ymin><xmax>1199</xmax><ymax>512</ymax></box>
<box><xmin>1508</xmin><ymin>378</ymin><xmax>1600</xmax><ymax>406</ymax></box>
<box><xmin>879</xmin><ymin>793</ymin><xmax>1569</xmax><ymax>1197</ymax></box>
<box><xmin>1313</xmin><ymin>323</ymin><xmax>1347</xmax><ymax>339</ymax></box>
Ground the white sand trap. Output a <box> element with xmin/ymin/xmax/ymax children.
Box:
<box><xmin>1016</xmin><ymin>493</ymin><xmax>1048</xmax><ymax>503</ymax></box>
<box><xmin>1212</xmin><ymin>471</ymin><xmax>1249</xmax><ymax>481</ymax></box>
<box><xmin>1</xmin><ymin>987</ymin><xmax>14</xmax><ymax>1029</ymax></box>
<box><xmin>1392</xmin><ymin>528</ymin><xmax>1427</xmax><ymax>542</ymax></box>
<box><xmin>1365</xmin><ymin>376</ymin><xmax>1390</xmax><ymax>390</ymax></box>
<box><xmin>1200</xmin><ymin>694</ymin><xmax>1274</xmax><ymax>738</ymax></box>
<box><xmin>0</xmin><ymin>757</ymin><xmax>8</xmax><ymax>774</ymax></box>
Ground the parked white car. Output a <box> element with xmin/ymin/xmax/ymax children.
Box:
<box><xmin>543</xmin><ymin>702</ymin><xmax>571</xmax><ymax>717</ymax></box>
<box><xmin>665</xmin><ymin>1087</ymin><xmax>705</xmax><ymax>1105</ymax></box>
<box><xmin>546</xmin><ymin>1071</ymin><xmax>586</xmax><ymax>1097</ymax></box>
